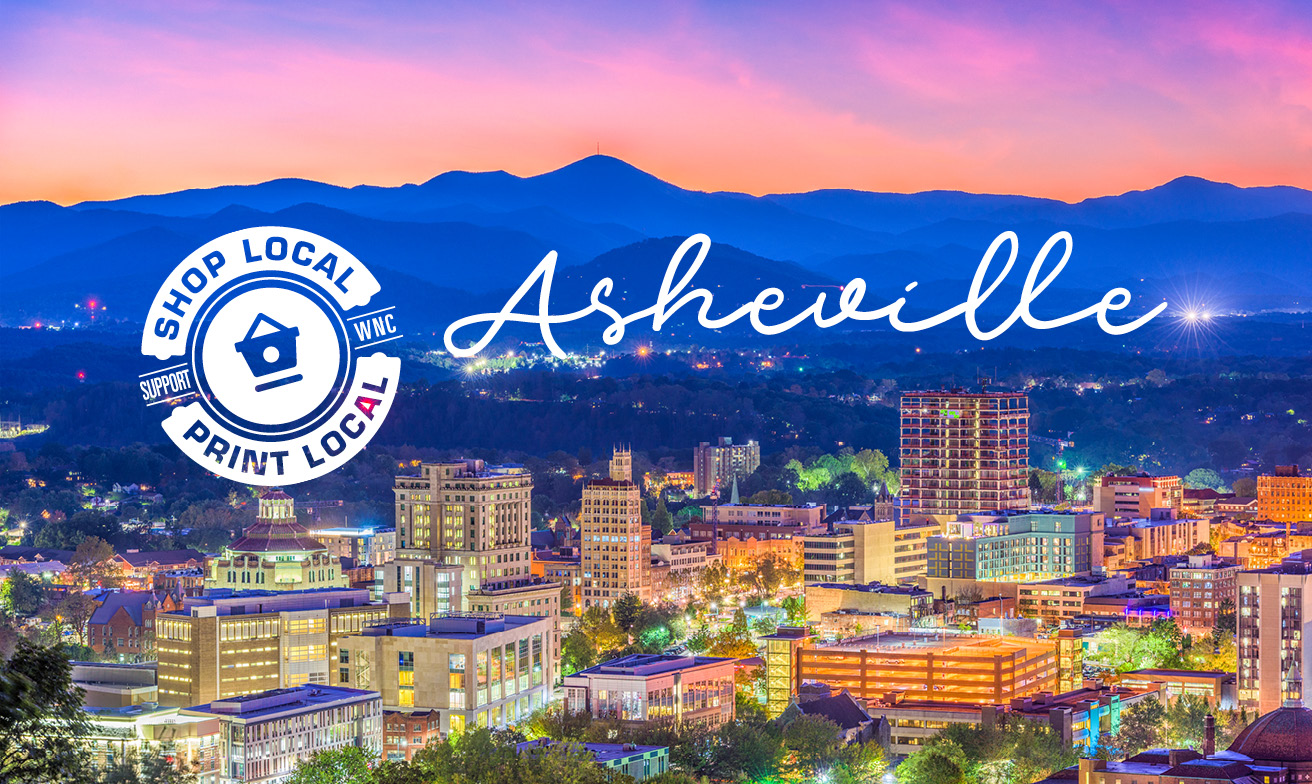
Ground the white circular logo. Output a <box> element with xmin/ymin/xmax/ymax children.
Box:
<box><xmin>139</xmin><ymin>227</ymin><xmax>401</xmax><ymax>485</ymax></box>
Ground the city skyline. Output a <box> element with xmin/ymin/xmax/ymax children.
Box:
<box><xmin>4</xmin><ymin>1</ymin><xmax>1312</xmax><ymax>205</ymax></box>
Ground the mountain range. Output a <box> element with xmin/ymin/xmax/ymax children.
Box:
<box><xmin>3</xmin><ymin>156</ymin><xmax>1312</xmax><ymax>340</ymax></box>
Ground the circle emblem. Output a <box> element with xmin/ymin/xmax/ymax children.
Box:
<box><xmin>140</xmin><ymin>227</ymin><xmax>401</xmax><ymax>485</ymax></box>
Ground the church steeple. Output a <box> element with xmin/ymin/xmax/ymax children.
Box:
<box><xmin>730</xmin><ymin>476</ymin><xmax>740</xmax><ymax>505</ymax></box>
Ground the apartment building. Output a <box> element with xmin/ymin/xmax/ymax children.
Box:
<box><xmin>564</xmin><ymin>653</ymin><xmax>737</xmax><ymax>729</ymax></box>
<box><xmin>1169</xmin><ymin>554</ymin><xmax>1241</xmax><ymax>636</ymax></box>
<box><xmin>926</xmin><ymin>511</ymin><xmax>1105</xmax><ymax>582</ymax></box>
<box><xmin>900</xmin><ymin>390</ymin><xmax>1030</xmax><ymax>519</ymax></box>
<box><xmin>383</xmin><ymin>709</ymin><xmax>441</xmax><ymax>762</ymax></box>
<box><xmin>154</xmin><ymin>588</ymin><xmax>409</xmax><ymax>707</ymax></box>
<box><xmin>1237</xmin><ymin>553</ymin><xmax>1312</xmax><ymax>714</ymax></box>
<box><xmin>692</xmin><ymin>437</ymin><xmax>760</xmax><ymax>495</ymax></box>
<box><xmin>801</xmin><ymin>515</ymin><xmax>940</xmax><ymax>585</ymax></box>
<box><xmin>339</xmin><ymin>612</ymin><xmax>554</xmax><ymax>736</ymax></box>
<box><xmin>1257</xmin><ymin>465</ymin><xmax>1312</xmax><ymax>523</ymax></box>
<box><xmin>184</xmin><ymin>686</ymin><xmax>382</xmax><ymax>784</ymax></box>
<box><xmin>1096</xmin><ymin>474</ymin><xmax>1184</xmax><ymax>519</ymax></box>
<box><xmin>580</xmin><ymin>448</ymin><xmax>652</xmax><ymax>609</ymax></box>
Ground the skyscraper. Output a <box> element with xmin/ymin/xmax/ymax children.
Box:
<box><xmin>1237</xmin><ymin>554</ymin><xmax>1312</xmax><ymax>714</ymax></box>
<box><xmin>693</xmin><ymin>437</ymin><xmax>760</xmax><ymax>496</ymax></box>
<box><xmin>900</xmin><ymin>390</ymin><xmax>1030</xmax><ymax>519</ymax></box>
<box><xmin>391</xmin><ymin>461</ymin><xmax>560</xmax><ymax>621</ymax></box>
<box><xmin>580</xmin><ymin>447</ymin><xmax>652</xmax><ymax>609</ymax></box>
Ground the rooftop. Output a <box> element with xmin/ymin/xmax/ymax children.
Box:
<box><xmin>360</xmin><ymin>612</ymin><xmax>550</xmax><ymax>639</ymax></box>
<box><xmin>192</xmin><ymin>685</ymin><xmax>378</xmax><ymax>720</ymax></box>
<box><xmin>816</xmin><ymin>632</ymin><xmax>1052</xmax><ymax>658</ymax></box>
<box><xmin>570</xmin><ymin>653</ymin><xmax>736</xmax><ymax>679</ymax></box>
<box><xmin>805</xmin><ymin>582</ymin><xmax>931</xmax><ymax>596</ymax></box>
<box><xmin>515</xmin><ymin>739</ymin><xmax>667</xmax><ymax>764</ymax></box>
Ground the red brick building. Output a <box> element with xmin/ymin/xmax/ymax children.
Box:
<box><xmin>88</xmin><ymin>590</ymin><xmax>183</xmax><ymax>659</ymax></box>
<box><xmin>383</xmin><ymin>709</ymin><xmax>442</xmax><ymax>761</ymax></box>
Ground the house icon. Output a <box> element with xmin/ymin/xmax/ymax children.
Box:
<box><xmin>234</xmin><ymin>314</ymin><xmax>303</xmax><ymax>392</ymax></box>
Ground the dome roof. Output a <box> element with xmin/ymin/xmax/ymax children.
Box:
<box><xmin>1228</xmin><ymin>705</ymin><xmax>1312</xmax><ymax>763</ymax></box>
<box><xmin>260</xmin><ymin>489</ymin><xmax>293</xmax><ymax>501</ymax></box>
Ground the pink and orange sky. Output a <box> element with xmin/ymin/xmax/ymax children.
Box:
<box><xmin>3</xmin><ymin>0</ymin><xmax>1312</xmax><ymax>205</ymax></box>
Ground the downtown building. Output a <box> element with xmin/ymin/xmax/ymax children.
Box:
<box><xmin>899</xmin><ymin>390</ymin><xmax>1030</xmax><ymax>519</ymax></box>
<box><xmin>389</xmin><ymin>460</ymin><xmax>561</xmax><ymax>625</ymax></box>
<box><xmin>1237</xmin><ymin>551</ymin><xmax>1312</xmax><ymax>714</ymax></box>
<box><xmin>154</xmin><ymin>587</ymin><xmax>409</xmax><ymax>707</ymax></box>
<box><xmin>339</xmin><ymin>612</ymin><xmax>555</xmax><ymax>736</ymax></box>
<box><xmin>692</xmin><ymin>437</ymin><xmax>760</xmax><ymax>495</ymax></box>
<box><xmin>925</xmin><ymin>511</ymin><xmax>1105</xmax><ymax>583</ymax></box>
<box><xmin>1169</xmin><ymin>554</ymin><xmax>1241</xmax><ymax>637</ymax></box>
<box><xmin>1257</xmin><ymin>465</ymin><xmax>1312</xmax><ymax>524</ymax></box>
<box><xmin>800</xmin><ymin>512</ymin><xmax>941</xmax><ymax>585</ymax></box>
<box><xmin>183</xmin><ymin>685</ymin><xmax>382</xmax><ymax>784</ymax></box>
<box><xmin>563</xmin><ymin>653</ymin><xmax>737</xmax><ymax>729</ymax></box>
<box><xmin>1095</xmin><ymin>473</ymin><xmax>1184</xmax><ymax>519</ymax></box>
<box><xmin>580</xmin><ymin>448</ymin><xmax>652</xmax><ymax>609</ymax></box>
<box><xmin>206</xmin><ymin>490</ymin><xmax>347</xmax><ymax>592</ymax></box>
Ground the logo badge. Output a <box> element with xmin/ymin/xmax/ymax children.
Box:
<box><xmin>140</xmin><ymin>227</ymin><xmax>401</xmax><ymax>485</ymax></box>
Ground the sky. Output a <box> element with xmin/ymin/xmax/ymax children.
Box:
<box><xmin>3</xmin><ymin>0</ymin><xmax>1312</xmax><ymax>205</ymax></box>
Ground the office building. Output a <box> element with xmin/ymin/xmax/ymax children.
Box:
<box><xmin>206</xmin><ymin>490</ymin><xmax>347</xmax><ymax>592</ymax></box>
<box><xmin>899</xmin><ymin>390</ymin><xmax>1029</xmax><ymax>519</ymax></box>
<box><xmin>1107</xmin><ymin>510</ymin><xmax>1209</xmax><ymax>561</ymax></box>
<box><xmin>690</xmin><ymin>503</ymin><xmax>824</xmax><ymax>541</ymax></box>
<box><xmin>390</xmin><ymin>459</ymin><xmax>561</xmax><ymax>629</ymax></box>
<box><xmin>801</xmin><ymin>514</ymin><xmax>940</xmax><ymax>585</ymax></box>
<box><xmin>1096</xmin><ymin>474</ymin><xmax>1184</xmax><ymax>519</ymax></box>
<box><xmin>340</xmin><ymin>612</ymin><xmax>554</xmax><ymax>736</ymax></box>
<box><xmin>313</xmin><ymin>527</ymin><xmax>397</xmax><ymax>567</ymax></box>
<box><xmin>1258</xmin><ymin>465</ymin><xmax>1312</xmax><ymax>523</ymax></box>
<box><xmin>1237</xmin><ymin>553</ymin><xmax>1312</xmax><ymax>714</ymax></box>
<box><xmin>82</xmin><ymin>702</ymin><xmax>223</xmax><ymax>783</ymax></box>
<box><xmin>1169</xmin><ymin>554</ymin><xmax>1241</xmax><ymax>636</ymax></box>
<box><xmin>580</xmin><ymin>448</ymin><xmax>652</xmax><ymax>609</ymax></box>
<box><xmin>804</xmin><ymin>582</ymin><xmax>933</xmax><ymax>620</ymax></box>
<box><xmin>1120</xmin><ymin>669</ymin><xmax>1236</xmax><ymax>708</ymax></box>
<box><xmin>563</xmin><ymin>653</ymin><xmax>737</xmax><ymax>729</ymax></box>
<box><xmin>1017</xmin><ymin>575</ymin><xmax>1128</xmax><ymax>624</ymax></box>
<box><xmin>773</xmin><ymin>632</ymin><xmax>1059</xmax><ymax>705</ymax></box>
<box><xmin>926</xmin><ymin>511</ymin><xmax>1105</xmax><ymax>582</ymax></box>
<box><xmin>692</xmin><ymin>437</ymin><xmax>760</xmax><ymax>495</ymax></box>
<box><xmin>154</xmin><ymin>587</ymin><xmax>409</xmax><ymax>707</ymax></box>
<box><xmin>184</xmin><ymin>686</ymin><xmax>382</xmax><ymax>784</ymax></box>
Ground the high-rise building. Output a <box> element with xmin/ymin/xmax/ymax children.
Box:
<box><xmin>926</xmin><ymin>511</ymin><xmax>1105</xmax><ymax>582</ymax></box>
<box><xmin>1096</xmin><ymin>474</ymin><xmax>1184</xmax><ymax>519</ymax></box>
<box><xmin>1169</xmin><ymin>554</ymin><xmax>1240</xmax><ymax>637</ymax></box>
<box><xmin>390</xmin><ymin>460</ymin><xmax>560</xmax><ymax>624</ymax></box>
<box><xmin>206</xmin><ymin>490</ymin><xmax>347</xmax><ymax>592</ymax></box>
<box><xmin>1237</xmin><ymin>553</ymin><xmax>1312</xmax><ymax>714</ymax></box>
<box><xmin>1257</xmin><ymin>465</ymin><xmax>1312</xmax><ymax>524</ymax></box>
<box><xmin>899</xmin><ymin>390</ymin><xmax>1030</xmax><ymax>519</ymax></box>
<box><xmin>693</xmin><ymin>437</ymin><xmax>760</xmax><ymax>495</ymax></box>
<box><xmin>580</xmin><ymin>448</ymin><xmax>652</xmax><ymax>609</ymax></box>
<box><xmin>340</xmin><ymin>612</ymin><xmax>555</xmax><ymax>736</ymax></box>
<box><xmin>154</xmin><ymin>588</ymin><xmax>409</xmax><ymax>707</ymax></box>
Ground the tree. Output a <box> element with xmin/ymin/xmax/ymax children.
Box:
<box><xmin>651</xmin><ymin>496</ymin><xmax>674</xmax><ymax>537</ymax></box>
<box><xmin>578</xmin><ymin>605</ymin><xmax>627</xmax><ymax>654</ymax></box>
<box><xmin>1112</xmin><ymin>698</ymin><xmax>1165</xmax><ymax>756</ymax></box>
<box><xmin>286</xmin><ymin>747</ymin><xmax>375</xmax><ymax>784</ymax></box>
<box><xmin>612</xmin><ymin>594</ymin><xmax>643</xmax><ymax>633</ymax></box>
<box><xmin>0</xmin><ymin>568</ymin><xmax>47</xmax><ymax>618</ymax></box>
<box><xmin>1183</xmin><ymin>468</ymin><xmax>1226</xmax><ymax>491</ymax></box>
<box><xmin>560</xmin><ymin>628</ymin><xmax>597</xmax><ymax>676</ymax></box>
<box><xmin>832</xmin><ymin>740</ymin><xmax>889</xmax><ymax>784</ymax></box>
<box><xmin>745</xmin><ymin>489</ymin><xmax>794</xmax><ymax>506</ymax></box>
<box><xmin>896</xmin><ymin>745</ymin><xmax>966</xmax><ymax>784</ymax></box>
<box><xmin>50</xmin><ymin>591</ymin><xmax>98</xmax><ymax>647</ymax></box>
<box><xmin>781</xmin><ymin>595</ymin><xmax>809</xmax><ymax>626</ymax></box>
<box><xmin>0</xmin><ymin>640</ymin><xmax>95</xmax><ymax>784</ymax></box>
<box><xmin>100</xmin><ymin>748</ymin><xmax>197</xmax><ymax>784</ymax></box>
<box><xmin>782</xmin><ymin>714</ymin><xmax>843</xmax><ymax>777</ymax></box>
<box><xmin>66</xmin><ymin>536</ymin><xmax>120</xmax><ymax>589</ymax></box>
<box><xmin>1231</xmin><ymin>477</ymin><xmax>1257</xmax><ymax>498</ymax></box>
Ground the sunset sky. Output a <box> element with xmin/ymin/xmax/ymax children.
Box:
<box><xmin>3</xmin><ymin>0</ymin><xmax>1312</xmax><ymax>205</ymax></box>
